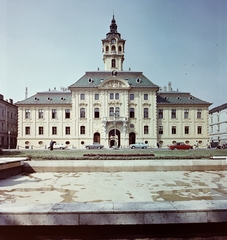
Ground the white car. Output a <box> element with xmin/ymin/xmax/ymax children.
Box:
<box><xmin>130</xmin><ymin>142</ymin><xmax>149</xmax><ymax>149</ymax></box>
<box><xmin>49</xmin><ymin>142</ymin><xmax>67</xmax><ymax>150</ymax></box>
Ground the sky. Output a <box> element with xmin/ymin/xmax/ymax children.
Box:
<box><xmin>0</xmin><ymin>0</ymin><xmax>226</xmax><ymax>108</ymax></box>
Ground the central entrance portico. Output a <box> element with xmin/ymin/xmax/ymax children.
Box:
<box><xmin>109</xmin><ymin>129</ymin><xmax>120</xmax><ymax>148</ymax></box>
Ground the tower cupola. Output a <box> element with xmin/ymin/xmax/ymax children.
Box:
<box><xmin>102</xmin><ymin>16</ymin><xmax>125</xmax><ymax>71</ymax></box>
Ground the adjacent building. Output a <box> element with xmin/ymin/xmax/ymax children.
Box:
<box><xmin>16</xmin><ymin>16</ymin><xmax>211</xmax><ymax>149</ymax></box>
<box><xmin>0</xmin><ymin>94</ymin><xmax>18</xmax><ymax>149</ymax></box>
<box><xmin>209</xmin><ymin>103</ymin><xmax>227</xmax><ymax>147</ymax></box>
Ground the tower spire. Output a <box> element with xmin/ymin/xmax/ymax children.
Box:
<box><xmin>102</xmin><ymin>16</ymin><xmax>125</xmax><ymax>71</ymax></box>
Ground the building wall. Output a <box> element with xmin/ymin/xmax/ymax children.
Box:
<box><xmin>17</xmin><ymin>104</ymin><xmax>72</xmax><ymax>149</ymax></box>
<box><xmin>209</xmin><ymin>105</ymin><xmax>227</xmax><ymax>145</ymax></box>
<box><xmin>157</xmin><ymin>105</ymin><xmax>210</xmax><ymax>148</ymax></box>
<box><xmin>0</xmin><ymin>95</ymin><xmax>18</xmax><ymax>149</ymax></box>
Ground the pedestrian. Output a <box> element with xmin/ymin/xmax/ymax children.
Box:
<box><xmin>50</xmin><ymin>140</ymin><xmax>54</xmax><ymax>151</ymax></box>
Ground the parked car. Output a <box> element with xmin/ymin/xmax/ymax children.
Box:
<box><xmin>85</xmin><ymin>142</ymin><xmax>104</xmax><ymax>149</ymax></box>
<box><xmin>168</xmin><ymin>142</ymin><xmax>193</xmax><ymax>150</ymax></box>
<box><xmin>130</xmin><ymin>142</ymin><xmax>149</xmax><ymax>149</ymax></box>
<box><xmin>48</xmin><ymin>142</ymin><xmax>67</xmax><ymax>150</ymax></box>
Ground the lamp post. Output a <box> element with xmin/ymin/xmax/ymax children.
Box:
<box><xmin>8</xmin><ymin>131</ymin><xmax>10</xmax><ymax>150</ymax></box>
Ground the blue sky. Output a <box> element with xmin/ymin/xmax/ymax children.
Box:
<box><xmin>1</xmin><ymin>0</ymin><xmax>226</xmax><ymax>108</ymax></box>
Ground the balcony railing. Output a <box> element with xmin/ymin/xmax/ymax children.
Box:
<box><xmin>102</xmin><ymin>116</ymin><xmax>128</xmax><ymax>123</ymax></box>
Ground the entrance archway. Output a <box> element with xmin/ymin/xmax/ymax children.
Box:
<box><xmin>93</xmin><ymin>132</ymin><xmax>100</xmax><ymax>143</ymax></box>
<box><xmin>109</xmin><ymin>129</ymin><xmax>120</xmax><ymax>148</ymax></box>
<box><xmin>129</xmin><ymin>132</ymin><xmax>136</xmax><ymax>145</ymax></box>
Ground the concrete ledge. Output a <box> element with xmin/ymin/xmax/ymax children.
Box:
<box><xmin>23</xmin><ymin>159</ymin><xmax>227</xmax><ymax>173</ymax></box>
<box><xmin>0</xmin><ymin>200</ymin><xmax>227</xmax><ymax>225</ymax></box>
<box><xmin>0</xmin><ymin>158</ymin><xmax>25</xmax><ymax>179</ymax></box>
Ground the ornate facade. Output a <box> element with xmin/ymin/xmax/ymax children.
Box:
<box><xmin>16</xmin><ymin>16</ymin><xmax>211</xmax><ymax>149</ymax></box>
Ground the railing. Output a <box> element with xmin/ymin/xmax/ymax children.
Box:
<box><xmin>102</xmin><ymin>116</ymin><xmax>128</xmax><ymax>122</ymax></box>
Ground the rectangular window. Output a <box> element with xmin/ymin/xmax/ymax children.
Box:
<box><xmin>130</xmin><ymin>108</ymin><xmax>135</xmax><ymax>118</ymax></box>
<box><xmin>185</xmin><ymin>126</ymin><xmax>189</xmax><ymax>134</ymax></box>
<box><xmin>25</xmin><ymin>126</ymin><xmax>30</xmax><ymax>135</ymax></box>
<box><xmin>184</xmin><ymin>109</ymin><xmax>189</xmax><ymax>119</ymax></box>
<box><xmin>144</xmin><ymin>125</ymin><xmax>149</xmax><ymax>134</ymax></box>
<box><xmin>52</xmin><ymin>109</ymin><xmax>57</xmax><ymax>119</ymax></box>
<box><xmin>197</xmin><ymin>109</ymin><xmax>202</xmax><ymax>119</ymax></box>
<box><xmin>80</xmin><ymin>126</ymin><xmax>85</xmax><ymax>134</ymax></box>
<box><xmin>52</xmin><ymin>126</ymin><xmax>57</xmax><ymax>135</ymax></box>
<box><xmin>144</xmin><ymin>108</ymin><xmax>149</xmax><ymax>118</ymax></box>
<box><xmin>65</xmin><ymin>126</ymin><xmax>70</xmax><ymax>135</ymax></box>
<box><xmin>171</xmin><ymin>109</ymin><xmax>176</xmax><ymax>119</ymax></box>
<box><xmin>130</xmin><ymin>94</ymin><xmax>134</xmax><ymax>100</ymax></box>
<box><xmin>65</xmin><ymin>109</ymin><xmax>70</xmax><ymax>119</ymax></box>
<box><xmin>25</xmin><ymin>109</ymin><xmax>30</xmax><ymax>119</ymax></box>
<box><xmin>80</xmin><ymin>93</ymin><xmax>85</xmax><ymax>100</ymax></box>
<box><xmin>172</xmin><ymin>126</ymin><xmax>176</xmax><ymax>134</ymax></box>
<box><xmin>38</xmin><ymin>109</ymin><xmax>44</xmax><ymax>119</ymax></box>
<box><xmin>158</xmin><ymin>109</ymin><xmax>163</xmax><ymax>119</ymax></box>
<box><xmin>158</xmin><ymin>126</ymin><xmax>163</xmax><ymax>134</ymax></box>
<box><xmin>144</xmin><ymin>94</ymin><xmax>148</xmax><ymax>100</ymax></box>
<box><xmin>109</xmin><ymin>107</ymin><xmax>114</xmax><ymax>117</ymax></box>
<box><xmin>95</xmin><ymin>94</ymin><xmax>99</xmax><ymax>100</ymax></box>
<box><xmin>80</xmin><ymin>108</ymin><xmax>85</xmax><ymax>118</ymax></box>
<box><xmin>39</xmin><ymin>126</ymin><xmax>44</xmax><ymax>135</ymax></box>
<box><xmin>115</xmin><ymin>107</ymin><xmax>120</xmax><ymax>117</ymax></box>
<box><xmin>94</xmin><ymin>108</ymin><xmax>99</xmax><ymax>118</ymax></box>
<box><xmin>198</xmin><ymin>126</ymin><xmax>202</xmax><ymax>134</ymax></box>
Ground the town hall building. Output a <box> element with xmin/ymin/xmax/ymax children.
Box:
<box><xmin>16</xmin><ymin>16</ymin><xmax>211</xmax><ymax>149</ymax></box>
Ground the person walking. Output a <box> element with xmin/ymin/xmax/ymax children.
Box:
<box><xmin>50</xmin><ymin>140</ymin><xmax>54</xmax><ymax>151</ymax></box>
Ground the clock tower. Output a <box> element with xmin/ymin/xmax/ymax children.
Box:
<box><xmin>102</xmin><ymin>16</ymin><xmax>125</xmax><ymax>71</ymax></box>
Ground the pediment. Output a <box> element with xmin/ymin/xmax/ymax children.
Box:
<box><xmin>98</xmin><ymin>78</ymin><xmax>131</xmax><ymax>89</ymax></box>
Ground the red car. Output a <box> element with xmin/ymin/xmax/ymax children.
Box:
<box><xmin>168</xmin><ymin>142</ymin><xmax>193</xmax><ymax>150</ymax></box>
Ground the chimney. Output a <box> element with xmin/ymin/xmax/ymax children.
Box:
<box><xmin>168</xmin><ymin>82</ymin><xmax>172</xmax><ymax>91</ymax></box>
<box><xmin>25</xmin><ymin>87</ymin><xmax>28</xmax><ymax>99</ymax></box>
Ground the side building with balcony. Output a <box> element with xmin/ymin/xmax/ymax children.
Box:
<box><xmin>209</xmin><ymin>103</ymin><xmax>227</xmax><ymax>147</ymax></box>
<box><xmin>0</xmin><ymin>94</ymin><xmax>18</xmax><ymax>149</ymax></box>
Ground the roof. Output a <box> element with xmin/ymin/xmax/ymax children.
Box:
<box><xmin>16</xmin><ymin>91</ymin><xmax>71</xmax><ymax>105</ymax></box>
<box><xmin>209</xmin><ymin>103</ymin><xmax>227</xmax><ymax>114</ymax></box>
<box><xmin>157</xmin><ymin>91</ymin><xmax>212</xmax><ymax>106</ymax></box>
<box><xmin>69</xmin><ymin>71</ymin><xmax>159</xmax><ymax>89</ymax></box>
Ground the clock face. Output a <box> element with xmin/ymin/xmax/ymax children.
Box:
<box><xmin>111</xmin><ymin>39</ymin><xmax>116</xmax><ymax>44</ymax></box>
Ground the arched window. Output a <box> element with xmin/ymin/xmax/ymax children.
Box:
<box><xmin>118</xmin><ymin>46</ymin><xmax>122</xmax><ymax>52</ymax></box>
<box><xmin>106</xmin><ymin>46</ymin><xmax>109</xmax><ymax>52</ymax></box>
<box><xmin>111</xmin><ymin>45</ymin><xmax>116</xmax><ymax>52</ymax></box>
<box><xmin>112</xmin><ymin>59</ymin><xmax>116</xmax><ymax>68</ymax></box>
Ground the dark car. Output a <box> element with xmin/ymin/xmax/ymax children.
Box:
<box><xmin>85</xmin><ymin>142</ymin><xmax>104</xmax><ymax>149</ymax></box>
<box><xmin>168</xmin><ymin>142</ymin><xmax>193</xmax><ymax>150</ymax></box>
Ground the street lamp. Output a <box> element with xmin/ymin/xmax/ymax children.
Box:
<box><xmin>8</xmin><ymin>131</ymin><xmax>10</xmax><ymax>150</ymax></box>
